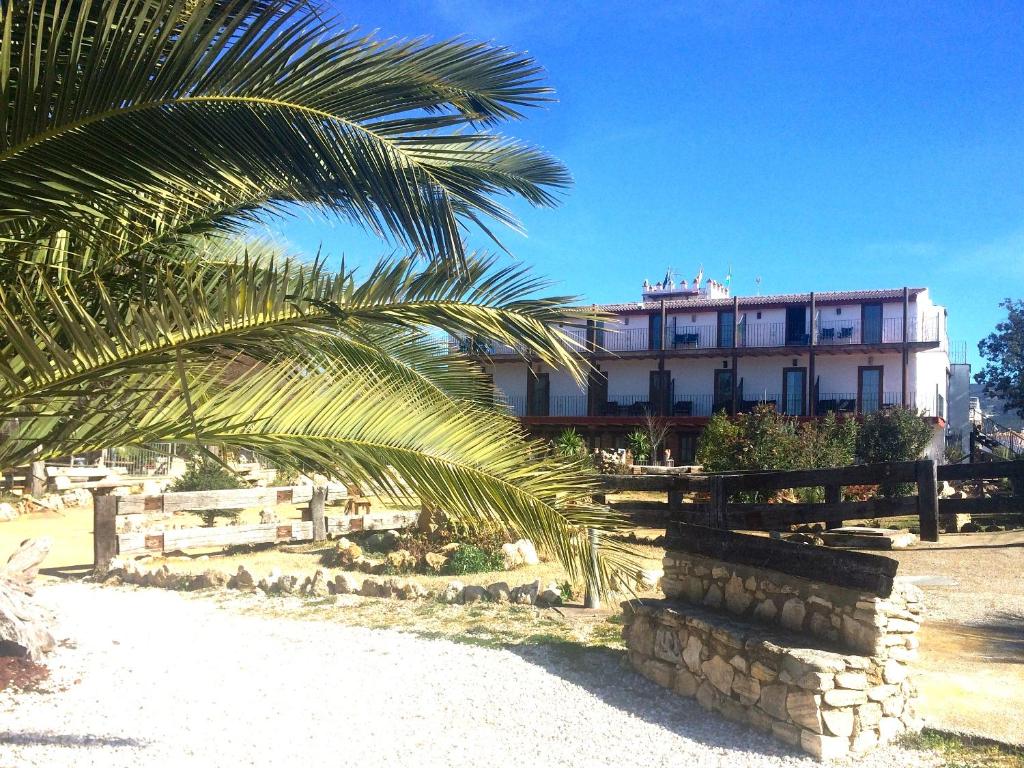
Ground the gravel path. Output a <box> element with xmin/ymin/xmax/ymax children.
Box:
<box><xmin>1</xmin><ymin>583</ymin><xmax>940</xmax><ymax>768</ymax></box>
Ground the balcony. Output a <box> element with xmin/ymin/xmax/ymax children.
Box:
<box><xmin>451</xmin><ymin>311</ymin><xmax>942</xmax><ymax>357</ymax></box>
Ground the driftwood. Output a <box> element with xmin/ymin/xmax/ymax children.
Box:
<box><xmin>0</xmin><ymin>537</ymin><xmax>54</xmax><ymax>659</ymax></box>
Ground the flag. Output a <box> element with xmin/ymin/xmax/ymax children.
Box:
<box><xmin>725</xmin><ymin>265</ymin><xmax>732</xmax><ymax>286</ymax></box>
<box><xmin>694</xmin><ymin>265</ymin><xmax>703</xmax><ymax>287</ymax></box>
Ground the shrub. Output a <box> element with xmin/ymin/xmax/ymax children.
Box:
<box><xmin>857</xmin><ymin>407</ymin><xmax>933</xmax><ymax>496</ymax></box>
<box><xmin>627</xmin><ymin>429</ymin><xmax>651</xmax><ymax>464</ymax></box>
<box><xmin>553</xmin><ymin>428</ymin><xmax>586</xmax><ymax>459</ymax></box>
<box><xmin>443</xmin><ymin>544</ymin><xmax>505</xmax><ymax>575</ymax></box>
<box><xmin>168</xmin><ymin>460</ymin><xmax>245</xmax><ymax>527</ymax></box>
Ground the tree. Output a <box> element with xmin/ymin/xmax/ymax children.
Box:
<box><xmin>0</xmin><ymin>1</ymin><xmax>634</xmax><ymax>591</ymax></box>
<box><xmin>641</xmin><ymin>410</ymin><xmax>673</xmax><ymax>465</ymax></box>
<box><xmin>976</xmin><ymin>299</ymin><xmax>1024</xmax><ymax>420</ymax></box>
<box><xmin>857</xmin><ymin>407</ymin><xmax>933</xmax><ymax>497</ymax></box>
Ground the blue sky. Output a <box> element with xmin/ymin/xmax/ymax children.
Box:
<box><xmin>273</xmin><ymin>1</ymin><xmax>1024</xmax><ymax>370</ymax></box>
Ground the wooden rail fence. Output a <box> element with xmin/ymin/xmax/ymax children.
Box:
<box><xmin>93</xmin><ymin>485</ymin><xmax>418</xmax><ymax>570</ymax></box>
<box><xmin>598</xmin><ymin>459</ymin><xmax>1024</xmax><ymax>543</ymax></box>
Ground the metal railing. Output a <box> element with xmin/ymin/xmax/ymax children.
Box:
<box><xmin>100</xmin><ymin>443</ymin><xmax>178</xmax><ymax>476</ymax></box>
<box><xmin>601</xmin><ymin>327</ymin><xmax>650</xmax><ymax>352</ymax></box>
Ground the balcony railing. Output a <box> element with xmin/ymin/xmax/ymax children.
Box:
<box><xmin>453</xmin><ymin>310</ymin><xmax>943</xmax><ymax>356</ymax></box>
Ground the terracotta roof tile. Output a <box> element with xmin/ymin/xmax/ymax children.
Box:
<box><xmin>581</xmin><ymin>287</ymin><xmax>926</xmax><ymax>314</ymax></box>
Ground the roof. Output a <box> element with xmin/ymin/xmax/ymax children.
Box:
<box><xmin>584</xmin><ymin>287</ymin><xmax>927</xmax><ymax>314</ymax></box>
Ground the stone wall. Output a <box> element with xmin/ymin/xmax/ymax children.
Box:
<box><xmin>660</xmin><ymin>551</ymin><xmax>922</xmax><ymax>661</ymax></box>
<box><xmin>622</xmin><ymin>549</ymin><xmax>924</xmax><ymax>760</ymax></box>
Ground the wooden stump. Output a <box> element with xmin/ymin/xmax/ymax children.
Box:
<box><xmin>0</xmin><ymin>538</ymin><xmax>55</xmax><ymax>659</ymax></box>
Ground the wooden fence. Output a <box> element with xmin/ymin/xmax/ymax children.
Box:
<box><xmin>93</xmin><ymin>485</ymin><xmax>418</xmax><ymax>570</ymax></box>
<box><xmin>598</xmin><ymin>459</ymin><xmax>1024</xmax><ymax>543</ymax></box>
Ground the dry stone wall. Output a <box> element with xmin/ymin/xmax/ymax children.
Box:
<box><xmin>623</xmin><ymin>550</ymin><xmax>924</xmax><ymax>760</ymax></box>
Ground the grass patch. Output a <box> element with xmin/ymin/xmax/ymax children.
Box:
<box><xmin>901</xmin><ymin>729</ymin><xmax>1024</xmax><ymax>767</ymax></box>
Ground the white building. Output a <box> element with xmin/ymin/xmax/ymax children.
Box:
<box><xmin>458</xmin><ymin>274</ymin><xmax>951</xmax><ymax>464</ymax></box>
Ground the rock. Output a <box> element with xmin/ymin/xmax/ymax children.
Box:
<box><xmin>771</xmin><ymin>721</ymin><xmax>801</xmax><ymax>747</ymax></box>
<box><xmin>0</xmin><ymin>503</ymin><xmax>18</xmax><ymax>522</ymax></box>
<box><xmin>960</xmin><ymin>522</ymin><xmax>981</xmax><ymax>533</ymax></box>
<box><xmin>510</xmin><ymin>580</ymin><xmax>540</xmax><ymax>605</ymax></box>
<box><xmin>857</xmin><ymin>701</ymin><xmax>883</xmax><ymax>727</ymax></box>
<box><xmin>835</xmin><ymin>671</ymin><xmax>868</xmax><ymax>689</ymax></box>
<box><xmin>500</xmin><ymin>542</ymin><xmax>524</xmax><ymax>570</ymax></box>
<box><xmin>332</xmin><ymin>573</ymin><xmax>360</xmax><ymax>595</ymax></box>
<box><xmin>732</xmin><ymin>673</ymin><xmax>761</xmax><ymax>705</ymax></box>
<box><xmin>878</xmin><ymin>716</ymin><xmax>903</xmax><ymax>743</ymax></box>
<box><xmin>359</xmin><ymin>578</ymin><xmax>385</xmax><ymax>597</ymax></box>
<box><xmin>537</xmin><ymin>586</ymin><xmax>562</xmax><ymax>607</ymax></box>
<box><xmin>786</xmin><ymin>690</ymin><xmax>823</xmax><ymax>733</ymax></box>
<box><xmin>364</xmin><ymin>531</ymin><xmax>400</xmax><ymax>552</ymax></box>
<box><xmin>753</xmin><ymin>599</ymin><xmax>777</xmax><ymax>623</ymax></box>
<box><xmin>702</xmin><ymin>583</ymin><xmax>723</xmax><ymax>609</ymax></box>
<box><xmin>701</xmin><ymin>655</ymin><xmax>735</xmax><ymax>695</ymax></box>
<box><xmin>780</xmin><ymin>598</ymin><xmax>806</xmax><ymax>631</ymax></box>
<box><xmin>228</xmin><ymin>566</ymin><xmax>255</xmax><ymax>590</ymax></box>
<box><xmin>724</xmin><ymin>576</ymin><xmax>753</xmax><ymax>614</ymax></box>
<box><xmin>674</xmin><ymin>668</ymin><xmax>699</xmax><ymax>697</ymax></box>
<box><xmin>486</xmin><ymin>582</ymin><xmax>511</xmax><ymax>603</ymax></box>
<box><xmin>385</xmin><ymin>549</ymin><xmax>416</xmax><ymax>572</ymax></box>
<box><xmin>274</xmin><ymin>574</ymin><xmax>298</xmax><ymax>595</ymax></box>
<box><xmin>852</xmin><ymin>729</ymin><xmax>879</xmax><ymax>753</ymax></box>
<box><xmin>329</xmin><ymin>539</ymin><xmax>363</xmax><ymax>568</ymax></box>
<box><xmin>750</xmin><ymin>661</ymin><xmax>777</xmax><ymax>683</ymax></box>
<box><xmin>822</xmin><ymin>688</ymin><xmax>867</xmax><ymax>707</ymax></box>
<box><xmin>822</xmin><ymin>707</ymin><xmax>855</xmax><ymax>737</ymax></box>
<box><xmin>439</xmin><ymin>581</ymin><xmax>464</xmax><ymax>604</ymax></box>
<box><xmin>424</xmin><ymin>552</ymin><xmax>447</xmax><ymax>573</ymax></box>
<box><xmin>461</xmin><ymin>585</ymin><xmax>489</xmax><ymax>604</ymax></box>
<box><xmin>883</xmin><ymin>659</ymin><xmax>908</xmax><ymax>684</ymax></box>
<box><xmin>514</xmin><ymin>539</ymin><xmax>539</xmax><ymax>566</ymax></box>
<box><xmin>801</xmin><ymin>731</ymin><xmax>849</xmax><ymax>759</ymax></box>
<box><xmin>682</xmin><ymin>634</ymin><xmax>703</xmax><ymax>673</ymax></box>
<box><xmin>654</xmin><ymin>627</ymin><xmax>682</xmax><ymax>663</ymax></box>
<box><xmin>0</xmin><ymin>538</ymin><xmax>55</xmax><ymax>659</ymax></box>
<box><xmin>191</xmin><ymin>569</ymin><xmax>229</xmax><ymax>590</ymax></box>
<box><xmin>307</xmin><ymin>569</ymin><xmax>330</xmax><ymax>598</ymax></box>
<box><xmin>695</xmin><ymin>680</ymin><xmax>718</xmax><ymax>711</ymax></box>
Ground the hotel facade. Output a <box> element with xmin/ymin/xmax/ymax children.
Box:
<box><xmin>456</xmin><ymin>273</ymin><xmax>950</xmax><ymax>464</ymax></box>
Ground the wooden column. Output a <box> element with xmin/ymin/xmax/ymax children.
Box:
<box><xmin>808</xmin><ymin>292</ymin><xmax>816</xmax><ymax>416</ymax></box>
<box><xmin>660</xmin><ymin>299</ymin><xmax>667</xmax><ymax>352</ymax></box>
<box><xmin>916</xmin><ymin>459</ymin><xmax>939</xmax><ymax>542</ymax></box>
<box><xmin>708</xmin><ymin>475</ymin><xmax>728</xmax><ymax>529</ymax></box>
<box><xmin>901</xmin><ymin>286</ymin><xmax>910</xmax><ymax>407</ymax></box>
<box><xmin>824</xmin><ymin>483</ymin><xmax>841</xmax><ymax>529</ymax></box>
<box><xmin>92</xmin><ymin>489</ymin><xmax>118</xmax><ymax>572</ymax></box>
<box><xmin>583</xmin><ymin>528</ymin><xmax>601</xmax><ymax>610</ymax></box>
<box><xmin>731</xmin><ymin>295</ymin><xmax>739</xmax><ymax>415</ymax></box>
<box><xmin>311</xmin><ymin>486</ymin><xmax>327</xmax><ymax>543</ymax></box>
<box><xmin>30</xmin><ymin>461</ymin><xmax>45</xmax><ymax>497</ymax></box>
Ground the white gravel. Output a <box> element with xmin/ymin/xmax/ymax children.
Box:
<box><xmin>1</xmin><ymin>583</ymin><xmax>940</xmax><ymax>768</ymax></box>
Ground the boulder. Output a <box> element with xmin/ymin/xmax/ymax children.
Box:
<box><xmin>306</xmin><ymin>569</ymin><xmax>330</xmax><ymax>598</ymax></box>
<box><xmin>486</xmin><ymin>582</ymin><xmax>511</xmax><ymax>603</ymax></box>
<box><xmin>332</xmin><ymin>573</ymin><xmax>361</xmax><ymax>595</ymax></box>
<box><xmin>500</xmin><ymin>542</ymin><xmax>524</xmax><ymax>570</ymax></box>
<box><xmin>461</xmin><ymin>585</ymin><xmax>489</xmax><ymax>604</ymax></box>
<box><xmin>395</xmin><ymin>581</ymin><xmax>427</xmax><ymax>600</ymax></box>
<box><xmin>0</xmin><ymin>503</ymin><xmax>19</xmax><ymax>522</ymax></box>
<box><xmin>537</xmin><ymin>587</ymin><xmax>562</xmax><ymax>607</ymax></box>
<box><xmin>359</xmin><ymin>578</ymin><xmax>385</xmax><ymax>598</ymax></box>
<box><xmin>364</xmin><ymin>531</ymin><xmax>400</xmax><ymax>553</ymax></box>
<box><xmin>515</xmin><ymin>539</ymin><xmax>540</xmax><ymax>566</ymax></box>
<box><xmin>424</xmin><ymin>552</ymin><xmax>448</xmax><ymax>573</ymax></box>
<box><xmin>440</xmin><ymin>581</ymin><xmax>464</xmax><ymax>604</ymax></box>
<box><xmin>510</xmin><ymin>580</ymin><xmax>540</xmax><ymax>605</ymax></box>
<box><xmin>386</xmin><ymin>550</ymin><xmax>417</xmax><ymax>572</ymax></box>
<box><xmin>0</xmin><ymin>538</ymin><xmax>55</xmax><ymax>659</ymax></box>
<box><xmin>228</xmin><ymin>566</ymin><xmax>255</xmax><ymax>590</ymax></box>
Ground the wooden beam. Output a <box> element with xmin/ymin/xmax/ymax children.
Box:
<box><xmin>726</xmin><ymin>497</ymin><xmax>918</xmax><ymax>529</ymax></box>
<box><xmin>30</xmin><ymin>461</ymin><xmax>46</xmax><ymax>497</ymax></box>
<box><xmin>824</xmin><ymin>483</ymin><xmax>842</xmax><ymax>529</ymax></box>
<box><xmin>937</xmin><ymin>461</ymin><xmax>1024</xmax><ymax>481</ymax></box>
<box><xmin>709</xmin><ymin>475</ymin><xmax>727</xmax><ymax>529</ymax></box>
<box><xmin>916</xmin><ymin>459</ymin><xmax>940</xmax><ymax>543</ymax></box>
<box><xmin>598</xmin><ymin>473</ymin><xmax>709</xmax><ymax>492</ymax></box>
<box><xmin>93</xmin><ymin>491</ymin><xmax>118</xmax><ymax>571</ymax></box>
<box><xmin>722</xmin><ymin>461</ymin><xmax>918</xmax><ymax>492</ymax></box>
<box><xmin>939</xmin><ymin>496</ymin><xmax>1024</xmax><ymax>514</ymax></box>
<box><xmin>902</xmin><ymin>286</ymin><xmax>910</xmax><ymax>406</ymax></box>
<box><xmin>665</xmin><ymin>523</ymin><xmax>898</xmax><ymax>596</ymax></box>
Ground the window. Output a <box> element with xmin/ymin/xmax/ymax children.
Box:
<box><xmin>858</xmin><ymin>366</ymin><xmax>883</xmax><ymax>414</ymax></box>
<box><xmin>649</xmin><ymin>370</ymin><xmax>672</xmax><ymax>416</ymax></box>
<box><xmin>862</xmin><ymin>303</ymin><xmax>883</xmax><ymax>344</ymax></box>
<box><xmin>782</xmin><ymin>367</ymin><xmax>807</xmax><ymax>416</ymax></box>
<box><xmin>785</xmin><ymin>306</ymin><xmax>808</xmax><ymax>345</ymax></box>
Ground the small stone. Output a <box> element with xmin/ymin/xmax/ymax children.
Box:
<box><xmin>851</xmin><ymin>729</ymin><xmax>879</xmax><ymax>753</ymax></box>
<box><xmin>771</xmin><ymin>721</ymin><xmax>801</xmax><ymax>747</ymax></box>
<box><xmin>641</xmin><ymin>658</ymin><xmax>675</xmax><ymax>688</ymax></box>
<box><xmin>787</xmin><ymin>690</ymin><xmax>823</xmax><ymax>733</ymax></box>
<box><xmin>728</xmin><ymin>654</ymin><xmax>748</xmax><ymax>673</ymax></box>
<box><xmin>440</xmin><ymin>580</ymin><xmax>465</xmax><ymax>603</ymax></box>
<box><xmin>695</xmin><ymin>680</ymin><xmax>718</xmax><ymax>711</ymax></box>
<box><xmin>867</xmin><ymin>684</ymin><xmax>897</xmax><ymax>702</ymax></box>
<box><xmin>424</xmin><ymin>552</ymin><xmax>447</xmax><ymax>572</ymax></box>
<box><xmin>800</xmin><ymin>731</ymin><xmax>850</xmax><ymax>759</ymax></box>
<box><xmin>749</xmin><ymin>708</ymin><xmax>774</xmax><ymax>733</ymax></box>
<box><xmin>780</xmin><ymin>598</ymin><xmax>806</xmax><ymax>631</ymax></box>
<box><xmin>510</xmin><ymin>580</ymin><xmax>539</xmax><ymax>605</ymax></box>
<box><xmin>229</xmin><ymin>566</ymin><xmax>255</xmax><ymax>590</ymax></box>
<box><xmin>359</xmin><ymin>577</ymin><xmax>384</xmax><ymax>597</ymax></box>
<box><xmin>878</xmin><ymin>716</ymin><xmax>903</xmax><ymax>742</ymax></box>
<box><xmin>711</xmin><ymin>566</ymin><xmax>730</xmax><ymax>579</ymax></box>
<box><xmin>835</xmin><ymin>671</ymin><xmax>868</xmax><ymax>690</ymax></box>
<box><xmin>307</xmin><ymin>568</ymin><xmax>330</xmax><ymax>598</ymax></box>
<box><xmin>486</xmin><ymin>582</ymin><xmax>511</xmax><ymax>603</ymax></box>
<box><xmin>702</xmin><ymin>655</ymin><xmax>735</xmax><ymax>695</ymax></box>
<box><xmin>333</xmin><ymin>573</ymin><xmax>360</xmax><ymax>595</ymax></box>
<box><xmin>882</xmin><ymin>696</ymin><xmax>904</xmax><ymax>717</ymax></box>
<box><xmin>654</xmin><ymin>627</ymin><xmax>682</xmax><ymax>663</ymax></box>
<box><xmin>753</xmin><ymin>599</ymin><xmax>778</xmax><ymax>623</ymax></box>
<box><xmin>883</xmin><ymin>660</ymin><xmax>908</xmax><ymax>684</ymax></box>
<box><xmin>674</xmin><ymin>668</ymin><xmax>698</xmax><ymax>697</ymax></box>
<box><xmin>796</xmin><ymin>671</ymin><xmax>835</xmax><ymax>692</ymax></box>
<box><xmin>822</xmin><ymin>707</ymin><xmax>855</xmax><ymax>737</ymax></box>
<box><xmin>703</xmin><ymin>583</ymin><xmax>723</xmax><ymax>609</ymax></box>
<box><xmin>758</xmin><ymin>683</ymin><xmax>789</xmax><ymax>721</ymax></box>
<box><xmin>732</xmin><ymin>673</ymin><xmax>761</xmax><ymax>705</ymax></box>
<box><xmin>856</xmin><ymin>702</ymin><xmax>883</xmax><ymax>727</ymax></box>
<box><xmin>823</xmin><ymin>688</ymin><xmax>867</xmax><ymax>707</ymax></box>
<box><xmin>750</xmin><ymin>661</ymin><xmax>777</xmax><ymax>682</ymax></box>
<box><xmin>462</xmin><ymin>585</ymin><xmax>489</xmax><ymax>604</ymax></box>
<box><xmin>682</xmin><ymin>634</ymin><xmax>703</xmax><ymax>673</ymax></box>
<box><xmin>724</xmin><ymin>576</ymin><xmax>753</xmax><ymax>614</ymax></box>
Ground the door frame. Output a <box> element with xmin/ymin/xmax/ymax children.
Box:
<box><xmin>861</xmin><ymin>302</ymin><xmax>883</xmax><ymax>344</ymax></box>
<box><xmin>713</xmin><ymin>368</ymin><xmax>734</xmax><ymax>414</ymax></box>
<box><xmin>781</xmin><ymin>366</ymin><xmax>807</xmax><ymax>416</ymax></box>
<box><xmin>716</xmin><ymin>310</ymin><xmax>735</xmax><ymax>348</ymax></box>
<box><xmin>785</xmin><ymin>305</ymin><xmax>808</xmax><ymax>345</ymax></box>
<box><xmin>857</xmin><ymin>365</ymin><xmax>884</xmax><ymax>413</ymax></box>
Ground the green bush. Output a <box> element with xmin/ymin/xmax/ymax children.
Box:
<box><xmin>627</xmin><ymin>429</ymin><xmax>651</xmax><ymax>464</ymax></box>
<box><xmin>168</xmin><ymin>460</ymin><xmax>245</xmax><ymax>527</ymax></box>
<box><xmin>553</xmin><ymin>428</ymin><xmax>587</xmax><ymax>459</ymax></box>
<box><xmin>443</xmin><ymin>544</ymin><xmax>505</xmax><ymax>575</ymax></box>
<box><xmin>856</xmin><ymin>407</ymin><xmax>933</xmax><ymax>496</ymax></box>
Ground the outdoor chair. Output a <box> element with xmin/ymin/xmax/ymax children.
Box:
<box><xmin>672</xmin><ymin>400</ymin><xmax>693</xmax><ymax>416</ymax></box>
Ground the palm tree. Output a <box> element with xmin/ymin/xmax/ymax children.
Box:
<box><xmin>0</xmin><ymin>0</ymin><xmax>633</xmax><ymax>590</ymax></box>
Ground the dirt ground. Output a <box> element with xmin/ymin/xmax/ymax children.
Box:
<box><xmin>2</xmin><ymin>507</ymin><xmax>1022</xmax><ymax>745</ymax></box>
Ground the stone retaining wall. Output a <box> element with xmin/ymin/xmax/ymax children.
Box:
<box><xmin>623</xmin><ymin>600</ymin><xmax>922</xmax><ymax>759</ymax></box>
<box><xmin>623</xmin><ymin>549</ymin><xmax>924</xmax><ymax>760</ymax></box>
<box><xmin>661</xmin><ymin>551</ymin><xmax>923</xmax><ymax>661</ymax></box>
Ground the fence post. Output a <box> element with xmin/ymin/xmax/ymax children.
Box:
<box><xmin>311</xmin><ymin>486</ymin><xmax>327</xmax><ymax>543</ymax></box>
<box><xmin>93</xmin><ymin>489</ymin><xmax>118</xmax><ymax>572</ymax></box>
<box><xmin>583</xmin><ymin>527</ymin><xmax>601</xmax><ymax>609</ymax></box>
<box><xmin>916</xmin><ymin>459</ymin><xmax>939</xmax><ymax>543</ymax></box>
<box><xmin>30</xmin><ymin>460</ymin><xmax>46</xmax><ymax>497</ymax></box>
<box><xmin>824</xmin><ymin>484</ymin><xmax>842</xmax><ymax>529</ymax></box>
<box><xmin>709</xmin><ymin>475</ymin><xmax>727</xmax><ymax>529</ymax></box>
